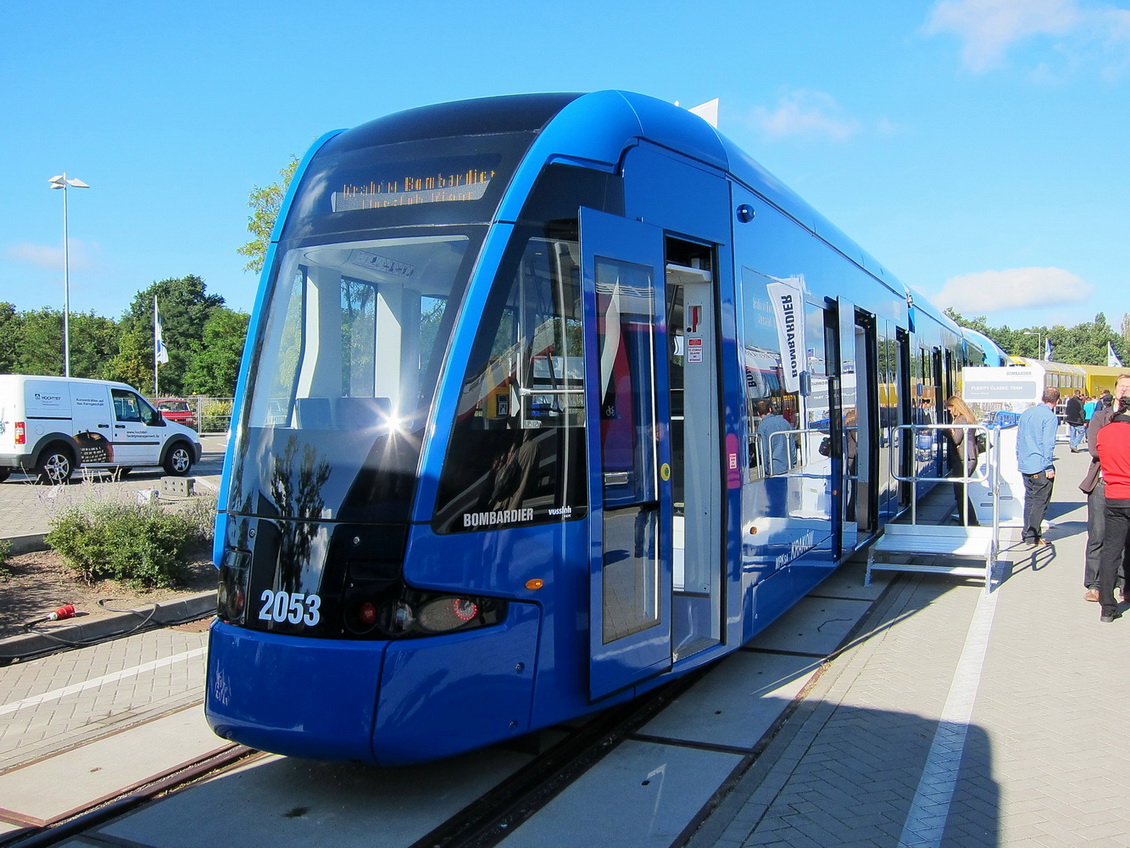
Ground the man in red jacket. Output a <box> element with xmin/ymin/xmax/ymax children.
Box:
<box><xmin>1095</xmin><ymin>396</ymin><xmax>1130</xmax><ymax>622</ymax></box>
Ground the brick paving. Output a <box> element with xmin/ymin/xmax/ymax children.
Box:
<box><xmin>692</xmin><ymin>445</ymin><xmax>1130</xmax><ymax>848</ymax></box>
<box><xmin>0</xmin><ymin>628</ymin><xmax>208</xmax><ymax>772</ymax></box>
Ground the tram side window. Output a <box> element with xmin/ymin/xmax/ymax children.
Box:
<box><xmin>433</xmin><ymin>229</ymin><xmax>588</xmax><ymax>532</ymax></box>
<box><xmin>738</xmin><ymin>268</ymin><xmax>800</xmax><ymax>480</ymax></box>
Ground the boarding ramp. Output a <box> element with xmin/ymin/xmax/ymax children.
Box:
<box><xmin>866</xmin><ymin>422</ymin><xmax>1002</xmax><ymax>594</ymax></box>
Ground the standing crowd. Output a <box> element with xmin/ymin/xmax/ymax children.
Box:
<box><xmin>1020</xmin><ymin>383</ymin><xmax>1130</xmax><ymax>623</ymax></box>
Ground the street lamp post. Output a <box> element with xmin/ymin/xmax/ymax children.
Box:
<box><xmin>48</xmin><ymin>173</ymin><xmax>90</xmax><ymax>378</ymax></box>
<box><xmin>1023</xmin><ymin>330</ymin><xmax>1044</xmax><ymax>361</ymax></box>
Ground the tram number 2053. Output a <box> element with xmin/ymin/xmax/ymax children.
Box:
<box><xmin>258</xmin><ymin>590</ymin><xmax>322</xmax><ymax>626</ymax></box>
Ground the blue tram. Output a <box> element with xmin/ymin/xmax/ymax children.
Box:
<box><xmin>206</xmin><ymin>91</ymin><xmax>975</xmax><ymax>764</ymax></box>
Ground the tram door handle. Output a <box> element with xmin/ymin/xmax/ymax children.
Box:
<box><xmin>603</xmin><ymin>471</ymin><xmax>630</xmax><ymax>487</ymax></box>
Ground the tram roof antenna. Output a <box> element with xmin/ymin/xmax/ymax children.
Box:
<box><xmin>686</xmin><ymin>98</ymin><xmax>719</xmax><ymax>128</ymax></box>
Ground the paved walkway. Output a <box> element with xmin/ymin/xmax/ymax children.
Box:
<box><xmin>0</xmin><ymin>434</ymin><xmax>226</xmax><ymax>551</ymax></box>
<box><xmin>691</xmin><ymin>444</ymin><xmax>1129</xmax><ymax>848</ymax></box>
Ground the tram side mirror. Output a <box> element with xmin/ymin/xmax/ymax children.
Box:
<box><xmin>799</xmin><ymin>371</ymin><xmax>812</xmax><ymax>397</ymax></box>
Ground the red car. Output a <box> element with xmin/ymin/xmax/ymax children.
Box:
<box><xmin>154</xmin><ymin>398</ymin><xmax>197</xmax><ymax>430</ymax></box>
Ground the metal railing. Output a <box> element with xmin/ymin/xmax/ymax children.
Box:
<box><xmin>873</xmin><ymin>422</ymin><xmax>1002</xmax><ymax>593</ymax></box>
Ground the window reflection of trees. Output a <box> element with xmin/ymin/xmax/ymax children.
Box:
<box><xmin>269</xmin><ymin>435</ymin><xmax>332</xmax><ymax>594</ymax></box>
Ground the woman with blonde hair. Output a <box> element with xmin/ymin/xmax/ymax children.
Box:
<box><xmin>945</xmin><ymin>395</ymin><xmax>980</xmax><ymax>523</ymax></box>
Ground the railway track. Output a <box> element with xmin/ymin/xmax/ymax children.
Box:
<box><xmin>5</xmin><ymin>742</ymin><xmax>259</xmax><ymax>848</ymax></box>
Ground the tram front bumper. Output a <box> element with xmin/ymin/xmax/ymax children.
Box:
<box><xmin>205</xmin><ymin>601</ymin><xmax>543</xmax><ymax>764</ymax></box>
<box><xmin>205</xmin><ymin>620</ymin><xmax>386</xmax><ymax>762</ymax></box>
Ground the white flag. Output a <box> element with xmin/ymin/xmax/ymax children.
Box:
<box><xmin>155</xmin><ymin>299</ymin><xmax>169</xmax><ymax>365</ymax></box>
<box><xmin>766</xmin><ymin>280</ymin><xmax>806</xmax><ymax>393</ymax></box>
<box><xmin>1108</xmin><ymin>341</ymin><xmax>1123</xmax><ymax>368</ymax></box>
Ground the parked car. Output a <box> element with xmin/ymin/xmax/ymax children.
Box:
<box><xmin>154</xmin><ymin>397</ymin><xmax>197</xmax><ymax>430</ymax></box>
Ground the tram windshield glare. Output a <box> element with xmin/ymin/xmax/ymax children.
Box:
<box><xmin>248</xmin><ymin>235</ymin><xmax>469</xmax><ymax>430</ymax></box>
<box><xmin>231</xmin><ymin>232</ymin><xmax>477</xmax><ymax>522</ymax></box>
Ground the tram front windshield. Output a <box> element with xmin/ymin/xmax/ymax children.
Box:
<box><xmin>231</xmin><ymin>232</ymin><xmax>477</xmax><ymax>523</ymax></box>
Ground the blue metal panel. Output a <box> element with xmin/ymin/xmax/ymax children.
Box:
<box><xmin>623</xmin><ymin>143</ymin><xmax>730</xmax><ymax>243</ymax></box>
<box><xmin>615</xmin><ymin>91</ymin><xmax>729</xmax><ymax>170</ymax></box>
<box><xmin>374</xmin><ymin>602</ymin><xmax>540</xmax><ymax>763</ymax></box>
<box><xmin>494</xmin><ymin>91</ymin><xmax>643</xmax><ymax>222</ymax></box>
<box><xmin>402</xmin><ymin>520</ymin><xmax>586</xmax><ymax>599</ymax></box>
<box><xmin>205</xmin><ymin>620</ymin><xmax>384</xmax><ymax>761</ymax></box>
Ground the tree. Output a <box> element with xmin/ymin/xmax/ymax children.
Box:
<box><xmin>16</xmin><ymin>308</ymin><xmax>64</xmax><ymax>375</ymax></box>
<box><xmin>0</xmin><ymin>303</ymin><xmax>20</xmax><ymax>373</ymax></box>
<box><xmin>944</xmin><ymin>308</ymin><xmax>1126</xmax><ymax>366</ymax></box>
<box><xmin>112</xmin><ymin>275</ymin><xmax>224</xmax><ymax>396</ymax></box>
<box><xmin>112</xmin><ymin>325</ymin><xmax>154</xmax><ymax>392</ymax></box>
<box><xmin>237</xmin><ymin>155</ymin><xmax>300</xmax><ymax>274</ymax></box>
<box><xmin>183</xmin><ymin>308</ymin><xmax>250</xmax><ymax>396</ymax></box>
<box><xmin>69</xmin><ymin>311</ymin><xmax>121</xmax><ymax>380</ymax></box>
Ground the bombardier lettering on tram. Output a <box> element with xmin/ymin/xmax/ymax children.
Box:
<box><xmin>206</xmin><ymin>91</ymin><xmax>972</xmax><ymax>764</ymax></box>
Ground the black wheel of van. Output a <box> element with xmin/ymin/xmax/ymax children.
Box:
<box><xmin>163</xmin><ymin>443</ymin><xmax>193</xmax><ymax>476</ymax></box>
<box><xmin>0</xmin><ymin>469</ymin><xmax>10</xmax><ymax>483</ymax></box>
<box><xmin>36</xmin><ymin>446</ymin><xmax>75</xmax><ymax>484</ymax></box>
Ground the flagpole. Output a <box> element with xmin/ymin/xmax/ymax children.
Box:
<box><xmin>153</xmin><ymin>296</ymin><xmax>159</xmax><ymax>397</ymax></box>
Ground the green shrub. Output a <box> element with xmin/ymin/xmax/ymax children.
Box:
<box><xmin>200</xmin><ymin>399</ymin><xmax>233</xmax><ymax>433</ymax></box>
<box><xmin>0</xmin><ymin>539</ymin><xmax>11</xmax><ymax>578</ymax></box>
<box><xmin>46</xmin><ymin>496</ymin><xmax>216</xmax><ymax>588</ymax></box>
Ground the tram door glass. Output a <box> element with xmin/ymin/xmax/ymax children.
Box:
<box><xmin>596</xmin><ymin>257</ymin><xmax>660</xmax><ymax>643</ymax></box>
<box><xmin>582</xmin><ymin>209</ymin><xmax>671</xmax><ymax>700</ymax></box>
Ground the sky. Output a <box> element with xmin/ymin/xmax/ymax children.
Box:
<box><xmin>2</xmin><ymin>0</ymin><xmax>1128</xmax><ymax>337</ymax></box>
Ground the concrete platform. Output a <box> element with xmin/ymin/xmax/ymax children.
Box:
<box><xmin>689</xmin><ymin>445</ymin><xmax>1130</xmax><ymax>848</ymax></box>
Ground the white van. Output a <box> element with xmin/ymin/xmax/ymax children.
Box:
<box><xmin>0</xmin><ymin>375</ymin><xmax>202</xmax><ymax>484</ymax></box>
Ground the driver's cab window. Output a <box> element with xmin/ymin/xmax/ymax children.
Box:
<box><xmin>112</xmin><ymin>389</ymin><xmax>149</xmax><ymax>423</ymax></box>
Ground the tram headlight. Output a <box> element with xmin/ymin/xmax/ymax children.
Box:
<box><xmin>217</xmin><ymin>550</ymin><xmax>251</xmax><ymax>625</ymax></box>
<box><xmin>339</xmin><ymin>591</ymin><xmax>506</xmax><ymax>638</ymax></box>
<box><xmin>417</xmin><ymin>596</ymin><xmax>481</xmax><ymax>633</ymax></box>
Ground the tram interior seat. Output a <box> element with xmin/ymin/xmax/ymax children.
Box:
<box><xmin>338</xmin><ymin>396</ymin><xmax>392</xmax><ymax>429</ymax></box>
<box><xmin>293</xmin><ymin>396</ymin><xmax>394</xmax><ymax>430</ymax></box>
<box><xmin>295</xmin><ymin>397</ymin><xmax>333</xmax><ymax>429</ymax></box>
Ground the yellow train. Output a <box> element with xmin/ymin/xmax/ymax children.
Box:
<box><xmin>1008</xmin><ymin>356</ymin><xmax>1128</xmax><ymax>397</ymax></box>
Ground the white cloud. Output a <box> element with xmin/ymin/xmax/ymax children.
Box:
<box><xmin>5</xmin><ymin>241</ymin><xmax>98</xmax><ymax>272</ymax></box>
<box><xmin>925</xmin><ymin>0</ymin><xmax>1130</xmax><ymax>75</ymax></box>
<box><xmin>752</xmin><ymin>90</ymin><xmax>862</xmax><ymax>141</ymax></box>
<box><xmin>933</xmin><ymin>266</ymin><xmax>1093</xmax><ymax>313</ymax></box>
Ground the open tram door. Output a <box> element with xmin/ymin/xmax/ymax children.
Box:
<box><xmin>831</xmin><ymin>298</ymin><xmax>878</xmax><ymax>556</ymax></box>
<box><xmin>581</xmin><ymin>209</ymin><xmax>674</xmax><ymax>700</ymax></box>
